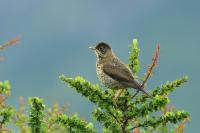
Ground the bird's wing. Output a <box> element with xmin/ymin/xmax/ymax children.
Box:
<box><xmin>103</xmin><ymin>59</ymin><xmax>152</xmax><ymax>98</ymax></box>
<box><xmin>102</xmin><ymin>60</ymin><xmax>134</xmax><ymax>83</ymax></box>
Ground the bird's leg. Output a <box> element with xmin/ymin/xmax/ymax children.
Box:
<box><xmin>113</xmin><ymin>89</ymin><xmax>124</xmax><ymax>101</ymax></box>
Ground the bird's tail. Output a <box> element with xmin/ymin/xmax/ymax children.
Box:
<box><xmin>140</xmin><ymin>88</ymin><xmax>153</xmax><ymax>99</ymax></box>
<box><xmin>130</xmin><ymin>79</ymin><xmax>153</xmax><ymax>98</ymax></box>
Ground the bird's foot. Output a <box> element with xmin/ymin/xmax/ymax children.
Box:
<box><xmin>113</xmin><ymin>89</ymin><xmax>124</xmax><ymax>101</ymax></box>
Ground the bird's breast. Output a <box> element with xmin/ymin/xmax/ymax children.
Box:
<box><xmin>96</xmin><ymin>62</ymin><xmax>124</xmax><ymax>89</ymax></box>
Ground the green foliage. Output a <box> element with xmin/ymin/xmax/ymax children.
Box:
<box><xmin>136</xmin><ymin>110</ymin><xmax>189</xmax><ymax>129</ymax></box>
<box><xmin>1</xmin><ymin>38</ymin><xmax>190</xmax><ymax>133</ymax></box>
<box><xmin>28</xmin><ymin>97</ymin><xmax>46</xmax><ymax>133</ymax></box>
<box><xmin>135</xmin><ymin>76</ymin><xmax>188</xmax><ymax>104</ymax></box>
<box><xmin>59</xmin><ymin>75</ymin><xmax>115</xmax><ymax>109</ymax></box>
<box><xmin>45</xmin><ymin>103</ymin><xmax>67</xmax><ymax>133</ymax></box>
<box><xmin>60</xmin><ymin>38</ymin><xmax>190</xmax><ymax>133</ymax></box>
<box><xmin>93</xmin><ymin>108</ymin><xmax>121</xmax><ymax>132</ymax></box>
<box><xmin>60</xmin><ymin>74</ymin><xmax>189</xmax><ymax>132</ymax></box>
<box><xmin>0</xmin><ymin>81</ymin><xmax>14</xmax><ymax>132</ymax></box>
<box><xmin>13</xmin><ymin>97</ymin><xmax>30</xmax><ymax>133</ymax></box>
<box><xmin>0</xmin><ymin>80</ymin><xmax>11</xmax><ymax>96</ymax></box>
<box><xmin>56</xmin><ymin>114</ymin><xmax>96</xmax><ymax>133</ymax></box>
<box><xmin>128</xmin><ymin>39</ymin><xmax>140</xmax><ymax>76</ymax></box>
<box><xmin>154</xmin><ymin>76</ymin><xmax>188</xmax><ymax>96</ymax></box>
<box><xmin>0</xmin><ymin>107</ymin><xmax>14</xmax><ymax>126</ymax></box>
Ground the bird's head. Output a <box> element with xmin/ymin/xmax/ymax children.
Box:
<box><xmin>89</xmin><ymin>42</ymin><xmax>113</xmax><ymax>59</ymax></box>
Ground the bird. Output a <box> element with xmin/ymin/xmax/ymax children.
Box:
<box><xmin>89</xmin><ymin>42</ymin><xmax>152</xmax><ymax>98</ymax></box>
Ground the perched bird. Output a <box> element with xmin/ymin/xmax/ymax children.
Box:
<box><xmin>89</xmin><ymin>42</ymin><xmax>152</xmax><ymax>98</ymax></box>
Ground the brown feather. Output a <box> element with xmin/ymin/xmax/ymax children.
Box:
<box><xmin>102</xmin><ymin>58</ymin><xmax>142</xmax><ymax>89</ymax></box>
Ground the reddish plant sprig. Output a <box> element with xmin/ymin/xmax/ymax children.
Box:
<box><xmin>0</xmin><ymin>36</ymin><xmax>20</xmax><ymax>50</ymax></box>
<box><xmin>174</xmin><ymin>118</ymin><xmax>189</xmax><ymax>133</ymax></box>
<box><xmin>0</xmin><ymin>36</ymin><xmax>20</xmax><ymax>61</ymax></box>
<box><xmin>141</xmin><ymin>43</ymin><xmax>160</xmax><ymax>89</ymax></box>
<box><xmin>133</xmin><ymin>128</ymin><xmax>140</xmax><ymax>133</ymax></box>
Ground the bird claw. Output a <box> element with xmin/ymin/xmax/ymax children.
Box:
<box><xmin>113</xmin><ymin>89</ymin><xmax>124</xmax><ymax>101</ymax></box>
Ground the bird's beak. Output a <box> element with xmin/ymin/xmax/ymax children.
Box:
<box><xmin>89</xmin><ymin>46</ymin><xmax>96</xmax><ymax>51</ymax></box>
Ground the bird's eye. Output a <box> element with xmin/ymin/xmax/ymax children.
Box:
<box><xmin>99</xmin><ymin>47</ymin><xmax>106</xmax><ymax>54</ymax></box>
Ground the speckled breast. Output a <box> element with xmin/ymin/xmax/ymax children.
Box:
<box><xmin>96</xmin><ymin>62</ymin><xmax>124</xmax><ymax>89</ymax></box>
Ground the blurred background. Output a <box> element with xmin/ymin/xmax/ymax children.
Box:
<box><xmin>0</xmin><ymin>0</ymin><xmax>199</xmax><ymax>132</ymax></box>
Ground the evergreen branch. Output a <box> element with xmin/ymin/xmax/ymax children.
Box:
<box><xmin>0</xmin><ymin>81</ymin><xmax>11</xmax><ymax>96</ymax></box>
<box><xmin>93</xmin><ymin>108</ymin><xmax>121</xmax><ymax>133</ymax></box>
<box><xmin>60</xmin><ymin>75</ymin><xmax>115</xmax><ymax>109</ymax></box>
<box><xmin>135</xmin><ymin>76</ymin><xmax>188</xmax><ymax>103</ymax></box>
<box><xmin>174</xmin><ymin>117</ymin><xmax>189</xmax><ymax>133</ymax></box>
<box><xmin>0</xmin><ymin>37</ymin><xmax>20</xmax><ymax>51</ymax></box>
<box><xmin>139</xmin><ymin>96</ymin><xmax>169</xmax><ymax>116</ymax></box>
<box><xmin>45</xmin><ymin>102</ymin><xmax>67</xmax><ymax>132</ymax></box>
<box><xmin>28</xmin><ymin>97</ymin><xmax>46</xmax><ymax>133</ymax></box>
<box><xmin>128</xmin><ymin>39</ymin><xmax>140</xmax><ymax>76</ymax></box>
<box><xmin>153</xmin><ymin>75</ymin><xmax>188</xmax><ymax>96</ymax></box>
<box><xmin>130</xmin><ymin>110</ymin><xmax>189</xmax><ymax>130</ymax></box>
<box><xmin>127</xmin><ymin>96</ymin><xmax>169</xmax><ymax>119</ymax></box>
<box><xmin>116</xmin><ymin>90</ymin><xmax>132</xmax><ymax>111</ymax></box>
<box><xmin>56</xmin><ymin>114</ymin><xmax>96</xmax><ymax>133</ymax></box>
<box><xmin>0</xmin><ymin>107</ymin><xmax>14</xmax><ymax>129</ymax></box>
<box><xmin>0</xmin><ymin>81</ymin><xmax>11</xmax><ymax>107</ymax></box>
